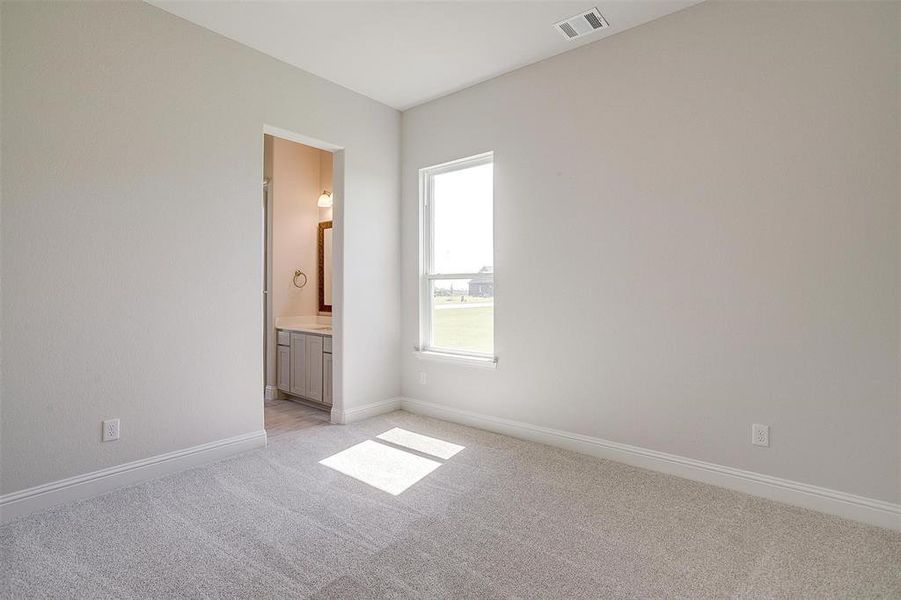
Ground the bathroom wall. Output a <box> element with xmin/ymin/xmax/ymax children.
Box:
<box><xmin>270</xmin><ymin>136</ymin><xmax>325</xmax><ymax>320</ymax></box>
<box><xmin>401</xmin><ymin>0</ymin><xmax>901</xmax><ymax>503</ymax></box>
<box><xmin>1</xmin><ymin>1</ymin><xmax>400</xmax><ymax>495</ymax></box>
<box><xmin>319</xmin><ymin>151</ymin><xmax>334</xmax><ymax>225</ymax></box>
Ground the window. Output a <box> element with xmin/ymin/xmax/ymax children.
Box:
<box><xmin>419</xmin><ymin>153</ymin><xmax>495</xmax><ymax>363</ymax></box>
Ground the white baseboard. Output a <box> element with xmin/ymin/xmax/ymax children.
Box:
<box><xmin>336</xmin><ymin>397</ymin><xmax>402</xmax><ymax>424</ymax></box>
<box><xmin>0</xmin><ymin>430</ymin><xmax>267</xmax><ymax>524</ymax></box>
<box><xmin>400</xmin><ymin>397</ymin><xmax>901</xmax><ymax>531</ymax></box>
<box><xmin>264</xmin><ymin>385</ymin><xmax>279</xmax><ymax>401</ymax></box>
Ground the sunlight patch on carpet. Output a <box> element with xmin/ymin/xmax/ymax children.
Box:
<box><xmin>376</xmin><ymin>427</ymin><xmax>465</xmax><ymax>460</ymax></box>
<box><xmin>319</xmin><ymin>440</ymin><xmax>441</xmax><ymax>495</ymax></box>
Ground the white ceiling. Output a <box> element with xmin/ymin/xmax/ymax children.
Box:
<box><xmin>149</xmin><ymin>1</ymin><xmax>701</xmax><ymax>110</ymax></box>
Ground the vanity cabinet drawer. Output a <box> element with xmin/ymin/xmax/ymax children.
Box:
<box><xmin>323</xmin><ymin>336</ymin><xmax>332</xmax><ymax>353</ymax></box>
<box><xmin>277</xmin><ymin>330</ymin><xmax>291</xmax><ymax>346</ymax></box>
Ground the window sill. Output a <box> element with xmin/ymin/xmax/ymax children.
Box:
<box><xmin>413</xmin><ymin>349</ymin><xmax>497</xmax><ymax>369</ymax></box>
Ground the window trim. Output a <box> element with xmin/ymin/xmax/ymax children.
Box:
<box><xmin>418</xmin><ymin>152</ymin><xmax>496</xmax><ymax>365</ymax></box>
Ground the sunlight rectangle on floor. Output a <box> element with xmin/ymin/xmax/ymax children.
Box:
<box><xmin>376</xmin><ymin>427</ymin><xmax>464</xmax><ymax>460</ymax></box>
<box><xmin>319</xmin><ymin>440</ymin><xmax>441</xmax><ymax>495</ymax></box>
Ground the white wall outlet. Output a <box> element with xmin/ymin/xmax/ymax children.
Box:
<box><xmin>419</xmin><ymin>371</ymin><xmax>427</xmax><ymax>385</ymax></box>
<box><xmin>751</xmin><ymin>423</ymin><xmax>769</xmax><ymax>447</ymax></box>
<box><xmin>102</xmin><ymin>418</ymin><xmax>120</xmax><ymax>442</ymax></box>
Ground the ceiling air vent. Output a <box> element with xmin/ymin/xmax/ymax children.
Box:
<box><xmin>555</xmin><ymin>7</ymin><xmax>609</xmax><ymax>40</ymax></box>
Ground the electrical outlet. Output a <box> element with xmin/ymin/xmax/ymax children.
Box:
<box><xmin>751</xmin><ymin>424</ymin><xmax>769</xmax><ymax>447</ymax></box>
<box><xmin>102</xmin><ymin>418</ymin><xmax>120</xmax><ymax>442</ymax></box>
<box><xmin>419</xmin><ymin>372</ymin><xmax>427</xmax><ymax>385</ymax></box>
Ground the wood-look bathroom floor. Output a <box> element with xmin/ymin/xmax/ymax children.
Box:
<box><xmin>264</xmin><ymin>398</ymin><xmax>331</xmax><ymax>440</ymax></box>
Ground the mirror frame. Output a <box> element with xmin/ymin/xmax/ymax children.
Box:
<box><xmin>318</xmin><ymin>220</ymin><xmax>333</xmax><ymax>313</ymax></box>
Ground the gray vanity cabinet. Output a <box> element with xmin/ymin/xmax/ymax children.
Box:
<box><xmin>278</xmin><ymin>330</ymin><xmax>331</xmax><ymax>406</ymax></box>
<box><xmin>304</xmin><ymin>335</ymin><xmax>323</xmax><ymax>402</ymax></box>
<box><xmin>289</xmin><ymin>333</ymin><xmax>306</xmax><ymax>397</ymax></box>
<box><xmin>276</xmin><ymin>345</ymin><xmax>291</xmax><ymax>392</ymax></box>
<box><xmin>323</xmin><ymin>353</ymin><xmax>333</xmax><ymax>406</ymax></box>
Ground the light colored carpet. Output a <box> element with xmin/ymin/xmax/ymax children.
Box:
<box><xmin>2</xmin><ymin>410</ymin><xmax>899</xmax><ymax>599</ymax></box>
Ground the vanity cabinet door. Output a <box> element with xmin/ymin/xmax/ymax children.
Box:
<box><xmin>290</xmin><ymin>333</ymin><xmax>306</xmax><ymax>396</ymax></box>
<box><xmin>305</xmin><ymin>335</ymin><xmax>323</xmax><ymax>402</ymax></box>
<box><xmin>276</xmin><ymin>345</ymin><xmax>291</xmax><ymax>392</ymax></box>
<box><xmin>322</xmin><ymin>352</ymin><xmax>333</xmax><ymax>406</ymax></box>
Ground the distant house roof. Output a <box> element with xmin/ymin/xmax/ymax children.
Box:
<box><xmin>470</xmin><ymin>265</ymin><xmax>493</xmax><ymax>282</ymax></box>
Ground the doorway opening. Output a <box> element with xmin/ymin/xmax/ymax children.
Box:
<box><xmin>262</xmin><ymin>127</ymin><xmax>341</xmax><ymax>438</ymax></box>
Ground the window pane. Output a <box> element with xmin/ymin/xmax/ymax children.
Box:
<box><xmin>430</xmin><ymin>279</ymin><xmax>493</xmax><ymax>355</ymax></box>
<box><xmin>431</xmin><ymin>163</ymin><xmax>493</xmax><ymax>274</ymax></box>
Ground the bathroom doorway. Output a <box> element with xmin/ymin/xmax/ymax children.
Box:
<box><xmin>262</xmin><ymin>126</ymin><xmax>342</xmax><ymax>435</ymax></box>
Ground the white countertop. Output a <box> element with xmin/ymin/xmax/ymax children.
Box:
<box><xmin>275</xmin><ymin>316</ymin><xmax>332</xmax><ymax>336</ymax></box>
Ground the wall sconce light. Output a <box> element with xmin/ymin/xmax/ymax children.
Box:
<box><xmin>318</xmin><ymin>190</ymin><xmax>333</xmax><ymax>208</ymax></box>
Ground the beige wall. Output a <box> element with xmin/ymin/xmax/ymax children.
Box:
<box><xmin>0</xmin><ymin>1</ymin><xmax>401</xmax><ymax>495</ymax></box>
<box><xmin>271</xmin><ymin>136</ymin><xmax>322</xmax><ymax>320</ymax></box>
<box><xmin>319</xmin><ymin>150</ymin><xmax>334</xmax><ymax>226</ymax></box>
<box><xmin>401</xmin><ymin>1</ymin><xmax>901</xmax><ymax>503</ymax></box>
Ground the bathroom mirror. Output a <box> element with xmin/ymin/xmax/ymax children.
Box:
<box><xmin>318</xmin><ymin>221</ymin><xmax>333</xmax><ymax>313</ymax></box>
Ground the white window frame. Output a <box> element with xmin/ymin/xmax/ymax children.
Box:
<box><xmin>417</xmin><ymin>152</ymin><xmax>496</xmax><ymax>366</ymax></box>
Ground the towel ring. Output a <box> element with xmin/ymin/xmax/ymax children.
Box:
<box><xmin>293</xmin><ymin>270</ymin><xmax>307</xmax><ymax>289</ymax></box>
